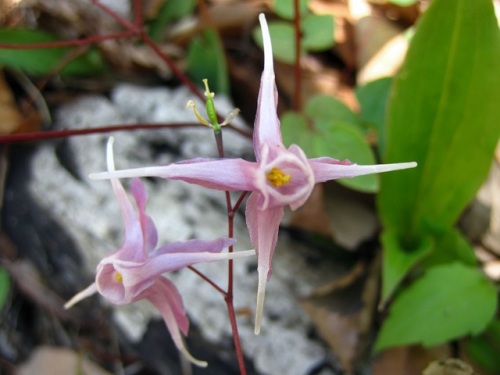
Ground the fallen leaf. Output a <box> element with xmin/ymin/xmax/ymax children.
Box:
<box><xmin>17</xmin><ymin>346</ymin><xmax>112</xmax><ymax>375</ymax></box>
<box><xmin>0</xmin><ymin>71</ymin><xmax>22</xmax><ymax>134</ymax></box>
<box><xmin>372</xmin><ymin>345</ymin><xmax>451</xmax><ymax>375</ymax></box>
<box><xmin>301</xmin><ymin>254</ymin><xmax>380</xmax><ymax>373</ymax></box>
<box><xmin>423</xmin><ymin>358</ymin><xmax>476</xmax><ymax>375</ymax></box>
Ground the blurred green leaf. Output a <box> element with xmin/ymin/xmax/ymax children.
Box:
<box><xmin>273</xmin><ymin>0</ymin><xmax>309</xmax><ymax>20</ymax></box>
<box><xmin>304</xmin><ymin>94</ymin><xmax>361</xmax><ymax>130</ymax></box>
<box><xmin>381</xmin><ymin>230</ymin><xmax>433</xmax><ymax>301</ymax></box>
<box><xmin>302</xmin><ymin>14</ymin><xmax>334</xmax><ymax>51</ymax></box>
<box><xmin>282</xmin><ymin>95</ymin><xmax>378</xmax><ymax>192</ymax></box>
<box><xmin>378</xmin><ymin>0</ymin><xmax>500</xmax><ymax>239</ymax></box>
<box><xmin>281</xmin><ymin>112</ymin><xmax>313</xmax><ymax>152</ymax></box>
<box><xmin>465</xmin><ymin>319</ymin><xmax>500</xmax><ymax>374</ymax></box>
<box><xmin>186</xmin><ymin>28</ymin><xmax>229</xmax><ymax>95</ymax></box>
<box><xmin>355</xmin><ymin>77</ymin><xmax>393</xmax><ymax>155</ymax></box>
<box><xmin>148</xmin><ymin>0</ymin><xmax>196</xmax><ymax>41</ymax></box>
<box><xmin>387</xmin><ymin>0</ymin><xmax>418</xmax><ymax>5</ymax></box>
<box><xmin>0</xmin><ymin>267</ymin><xmax>10</xmax><ymax>310</ymax></box>
<box><xmin>0</xmin><ymin>29</ymin><xmax>105</xmax><ymax>75</ymax></box>
<box><xmin>253</xmin><ymin>21</ymin><xmax>296</xmax><ymax>64</ymax></box>
<box><xmin>375</xmin><ymin>263</ymin><xmax>497</xmax><ymax>351</ymax></box>
<box><xmin>316</xmin><ymin>122</ymin><xmax>378</xmax><ymax>192</ymax></box>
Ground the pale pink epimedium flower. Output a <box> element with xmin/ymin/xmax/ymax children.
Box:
<box><xmin>90</xmin><ymin>15</ymin><xmax>417</xmax><ymax>334</ymax></box>
<box><xmin>66</xmin><ymin>138</ymin><xmax>254</xmax><ymax>366</ymax></box>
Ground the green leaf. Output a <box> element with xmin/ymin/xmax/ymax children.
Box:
<box><xmin>281</xmin><ymin>111</ymin><xmax>313</xmax><ymax>152</ymax></box>
<box><xmin>378</xmin><ymin>0</ymin><xmax>500</xmax><ymax>239</ymax></box>
<box><xmin>253</xmin><ymin>21</ymin><xmax>296</xmax><ymax>64</ymax></box>
<box><xmin>0</xmin><ymin>29</ymin><xmax>105</xmax><ymax>75</ymax></box>
<box><xmin>465</xmin><ymin>319</ymin><xmax>500</xmax><ymax>373</ymax></box>
<box><xmin>281</xmin><ymin>103</ymin><xmax>378</xmax><ymax>192</ymax></box>
<box><xmin>302</xmin><ymin>14</ymin><xmax>335</xmax><ymax>51</ymax></box>
<box><xmin>421</xmin><ymin>228</ymin><xmax>476</xmax><ymax>268</ymax></box>
<box><xmin>186</xmin><ymin>28</ymin><xmax>229</xmax><ymax>95</ymax></box>
<box><xmin>316</xmin><ymin>122</ymin><xmax>378</xmax><ymax>192</ymax></box>
<box><xmin>355</xmin><ymin>77</ymin><xmax>393</xmax><ymax>155</ymax></box>
<box><xmin>273</xmin><ymin>0</ymin><xmax>309</xmax><ymax>20</ymax></box>
<box><xmin>304</xmin><ymin>94</ymin><xmax>361</xmax><ymax>129</ymax></box>
<box><xmin>148</xmin><ymin>0</ymin><xmax>196</xmax><ymax>41</ymax></box>
<box><xmin>387</xmin><ymin>0</ymin><xmax>418</xmax><ymax>5</ymax></box>
<box><xmin>375</xmin><ymin>263</ymin><xmax>497</xmax><ymax>351</ymax></box>
<box><xmin>381</xmin><ymin>230</ymin><xmax>433</xmax><ymax>302</ymax></box>
<box><xmin>0</xmin><ymin>267</ymin><xmax>10</xmax><ymax>310</ymax></box>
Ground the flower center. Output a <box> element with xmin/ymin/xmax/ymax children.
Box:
<box><xmin>266</xmin><ymin>167</ymin><xmax>291</xmax><ymax>187</ymax></box>
<box><xmin>114</xmin><ymin>271</ymin><xmax>123</xmax><ymax>283</ymax></box>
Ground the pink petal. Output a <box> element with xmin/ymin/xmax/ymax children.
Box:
<box><xmin>130</xmin><ymin>178</ymin><xmax>158</xmax><ymax>254</ymax></box>
<box><xmin>64</xmin><ymin>283</ymin><xmax>98</xmax><ymax>309</ymax></box>
<box><xmin>309</xmin><ymin>157</ymin><xmax>417</xmax><ymax>183</ymax></box>
<box><xmin>91</xmin><ymin>158</ymin><xmax>258</xmax><ymax>192</ymax></box>
<box><xmin>254</xmin><ymin>14</ymin><xmax>284</xmax><ymax>160</ymax></box>
<box><xmin>95</xmin><ymin>247</ymin><xmax>254</xmax><ymax>304</ymax></box>
<box><xmin>144</xmin><ymin>278</ymin><xmax>207</xmax><ymax>367</ymax></box>
<box><xmin>151</xmin><ymin>238</ymin><xmax>236</xmax><ymax>257</ymax></box>
<box><xmin>245</xmin><ymin>192</ymin><xmax>284</xmax><ymax>334</ymax></box>
<box><xmin>106</xmin><ymin>138</ymin><xmax>144</xmax><ymax>262</ymax></box>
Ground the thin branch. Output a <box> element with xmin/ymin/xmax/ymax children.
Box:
<box><xmin>293</xmin><ymin>0</ymin><xmax>303</xmax><ymax>111</ymax></box>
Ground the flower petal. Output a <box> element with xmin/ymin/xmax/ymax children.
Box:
<box><xmin>91</xmin><ymin>158</ymin><xmax>258</xmax><ymax>192</ymax></box>
<box><xmin>106</xmin><ymin>138</ymin><xmax>144</xmax><ymax>262</ymax></box>
<box><xmin>254</xmin><ymin>14</ymin><xmax>284</xmax><ymax>160</ymax></box>
<box><xmin>130</xmin><ymin>177</ymin><xmax>158</xmax><ymax>254</ymax></box>
<box><xmin>64</xmin><ymin>283</ymin><xmax>98</xmax><ymax>309</ymax></box>
<box><xmin>144</xmin><ymin>278</ymin><xmax>207</xmax><ymax>367</ymax></box>
<box><xmin>151</xmin><ymin>237</ymin><xmax>236</xmax><ymax>257</ymax></box>
<box><xmin>245</xmin><ymin>192</ymin><xmax>284</xmax><ymax>334</ymax></box>
<box><xmin>309</xmin><ymin>157</ymin><xmax>417</xmax><ymax>183</ymax></box>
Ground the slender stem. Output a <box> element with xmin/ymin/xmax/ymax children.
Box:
<box><xmin>293</xmin><ymin>0</ymin><xmax>302</xmax><ymax>111</ymax></box>
<box><xmin>0</xmin><ymin>122</ymin><xmax>200</xmax><ymax>143</ymax></box>
<box><xmin>133</xmin><ymin>0</ymin><xmax>142</xmax><ymax>28</ymax></box>
<box><xmin>188</xmin><ymin>266</ymin><xmax>226</xmax><ymax>295</ymax></box>
<box><xmin>0</xmin><ymin>122</ymin><xmax>251</xmax><ymax>144</ymax></box>
<box><xmin>92</xmin><ymin>0</ymin><xmax>139</xmax><ymax>32</ymax></box>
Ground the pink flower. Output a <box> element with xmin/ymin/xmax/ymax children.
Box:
<box><xmin>90</xmin><ymin>14</ymin><xmax>416</xmax><ymax>334</ymax></box>
<box><xmin>66</xmin><ymin>138</ymin><xmax>254</xmax><ymax>366</ymax></box>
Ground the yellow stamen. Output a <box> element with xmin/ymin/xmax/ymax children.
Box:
<box><xmin>114</xmin><ymin>272</ymin><xmax>123</xmax><ymax>283</ymax></box>
<box><xmin>186</xmin><ymin>100</ymin><xmax>211</xmax><ymax>127</ymax></box>
<box><xmin>266</xmin><ymin>168</ymin><xmax>291</xmax><ymax>187</ymax></box>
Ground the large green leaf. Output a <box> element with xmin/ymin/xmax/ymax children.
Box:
<box><xmin>378</xmin><ymin>0</ymin><xmax>500</xmax><ymax>239</ymax></box>
<box><xmin>186</xmin><ymin>28</ymin><xmax>229</xmax><ymax>95</ymax></box>
<box><xmin>375</xmin><ymin>263</ymin><xmax>497</xmax><ymax>351</ymax></box>
<box><xmin>0</xmin><ymin>29</ymin><xmax>105</xmax><ymax>75</ymax></box>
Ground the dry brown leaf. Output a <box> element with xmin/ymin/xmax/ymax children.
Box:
<box><xmin>372</xmin><ymin>345</ymin><xmax>452</xmax><ymax>375</ymax></box>
<box><xmin>0</xmin><ymin>71</ymin><xmax>22</xmax><ymax>134</ymax></box>
<box><xmin>301</xmin><ymin>255</ymin><xmax>380</xmax><ymax>373</ymax></box>
<box><xmin>423</xmin><ymin>358</ymin><xmax>476</xmax><ymax>375</ymax></box>
<box><xmin>17</xmin><ymin>346</ymin><xmax>112</xmax><ymax>375</ymax></box>
<box><xmin>289</xmin><ymin>185</ymin><xmax>333</xmax><ymax>237</ymax></box>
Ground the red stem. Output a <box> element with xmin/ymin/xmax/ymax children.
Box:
<box><xmin>293</xmin><ymin>0</ymin><xmax>302</xmax><ymax>111</ymax></box>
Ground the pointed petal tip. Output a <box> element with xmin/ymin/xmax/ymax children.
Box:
<box><xmin>180</xmin><ymin>347</ymin><xmax>208</xmax><ymax>367</ymax></box>
<box><xmin>254</xmin><ymin>271</ymin><xmax>267</xmax><ymax>335</ymax></box>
